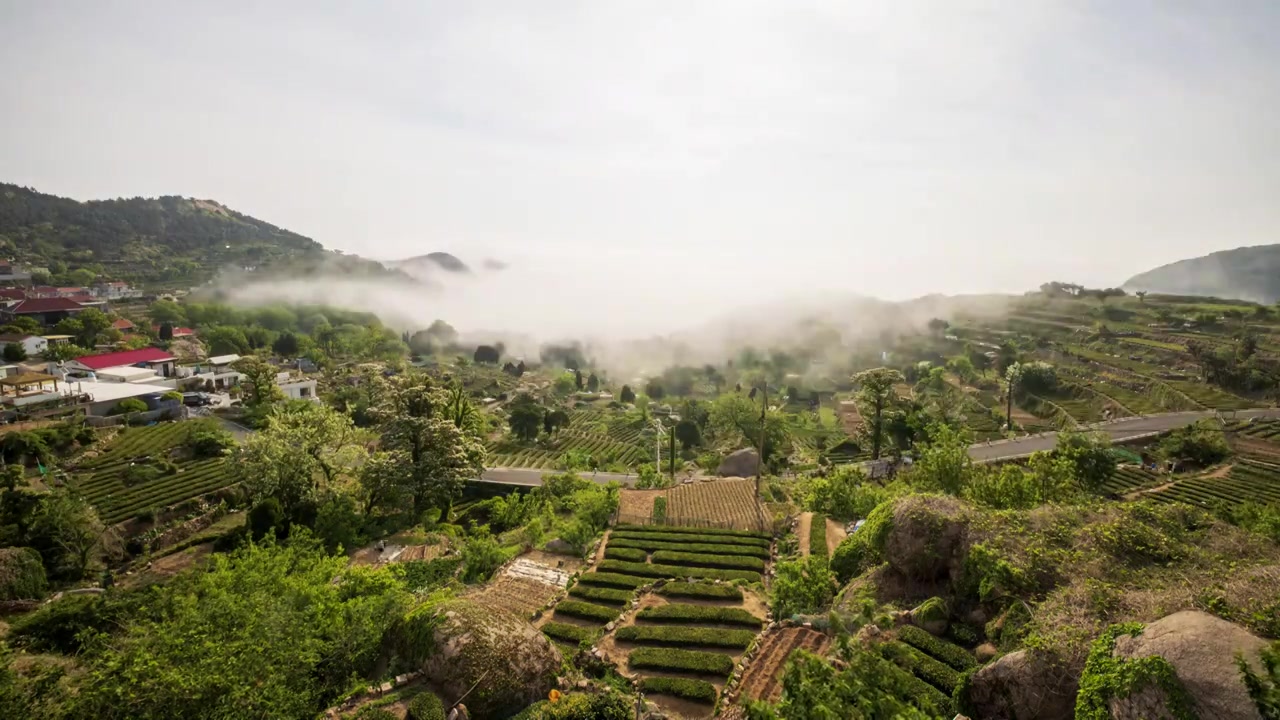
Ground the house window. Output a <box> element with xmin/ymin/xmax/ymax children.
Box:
<box><xmin>300</xmin><ymin>386</ymin><xmax>311</xmax><ymax>398</ymax></box>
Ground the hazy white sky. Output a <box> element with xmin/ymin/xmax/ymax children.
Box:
<box><xmin>3</xmin><ymin>1</ymin><xmax>1279</xmax><ymax>306</ymax></box>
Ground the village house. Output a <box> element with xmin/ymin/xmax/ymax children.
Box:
<box><xmin>0</xmin><ymin>261</ymin><xmax>32</xmax><ymax>283</ymax></box>
<box><xmin>66</xmin><ymin>347</ymin><xmax>178</xmax><ymax>378</ymax></box>
<box><xmin>2</xmin><ymin>297</ymin><xmax>86</xmax><ymax>326</ymax></box>
<box><xmin>0</xmin><ymin>333</ymin><xmax>48</xmax><ymax>357</ymax></box>
<box><xmin>91</xmin><ymin>281</ymin><xmax>141</xmax><ymax>300</ymax></box>
<box><xmin>177</xmin><ymin>353</ymin><xmax>244</xmax><ymax>390</ymax></box>
<box><xmin>276</xmin><ymin>371</ymin><xmax>318</xmax><ymax>401</ymax></box>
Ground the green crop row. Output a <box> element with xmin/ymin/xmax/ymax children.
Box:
<box><xmin>607</xmin><ymin>537</ymin><xmax>770</xmax><ymax>558</ymax></box>
<box><xmin>568</xmin><ymin>584</ymin><xmax>633</xmax><ymax>605</ymax></box>
<box><xmin>628</xmin><ymin>647</ymin><xmax>734</xmax><ymax>678</ymax></box>
<box><xmin>880</xmin><ymin>641</ymin><xmax>960</xmax><ymax>694</ymax></box>
<box><xmin>604</xmin><ymin>547</ymin><xmax>648</xmax><ymax>562</ymax></box>
<box><xmin>610</xmin><ymin>531</ymin><xmax>770</xmax><ymax>548</ymax></box>
<box><xmin>636</xmin><ymin>603</ymin><xmax>761</xmax><ymax>628</ymax></box>
<box><xmin>597</xmin><ymin>559</ymin><xmax>762</xmax><ymax>584</ymax></box>
<box><xmin>541</xmin><ymin>622</ymin><xmax>598</xmax><ymax>644</ymax></box>
<box><xmin>649</xmin><ymin>550</ymin><xmax>765</xmax><ymax>572</ymax></box>
<box><xmin>614</xmin><ymin>524</ymin><xmax>769</xmax><ymax>540</ymax></box>
<box><xmin>616</xmin><ymin>625</ymin><xmax>755</xmax><ymax>649</ymax></box>
<box><xmin>637</xmin><ymin>677</ymin><xmax>717</xmax><ymax>704</ymax></box>
<box><xmin>809</xmin><ymin>514</ymin><xmax>828</xmax><ymax>557</ymax></box>
<box><xmin>657</xmin><ymin>582</ymin><xmax>743</xmax><ymax>601</ymax></box>
<box><xmin>554</xmin><ymin>600</ymin><xmax>622</xmax><ymax>623</ymax></box>
<box><xmin>576</xmin><ymin>572</ymin><xmax>649</xmax><ymax>589</ymax></box>
<box><xmin>896</xmin><ymin>625</ymin><xmax>976</xmax><ymax>671</ymax></box>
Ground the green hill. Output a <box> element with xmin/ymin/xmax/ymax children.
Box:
<box><xmin>1124</xmin><ymin>243</ymin><xmax>1280</xmax><ymax>304</ymax></box>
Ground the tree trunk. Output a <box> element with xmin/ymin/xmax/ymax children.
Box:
<box><xmin>872</xmin><ymin>397</ymin><xmax>883</xmax><ymax>460</ymax></box>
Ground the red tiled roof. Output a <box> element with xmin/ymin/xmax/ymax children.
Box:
<box><xmin>111</xmin><ymin>318</ymin><xmax>135</xmax><ymax>330</ymax></box>
<box><xmin>56</xmin><ymin>286</ymin><xmax>87</xmax><ymax>293</ymax></box>
<box><xmin>151</xmin><ymin>325</ymin><xmax>196</xmax><ymax>336</ymax></box>
<box><xmin>7</xmin><ymin>297</ymin><xmax>85</xmax><ymax>314</ymax></box>
<box><xmin>0</xmin><ymin>288</ymin><xmax>26</xmax><ymax>300</ymax></box>
<box><xmin>73</xmin><ymin>347</ymin><xmax>175</xmax><ymax>370</ymax></box>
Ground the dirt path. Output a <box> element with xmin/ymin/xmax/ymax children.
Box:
<box><xmin>593</xmin><ymin>529</ymin><xmax>611</xmax><ymax>566</ymax></box>
<box><xmin>797</xmin><ymin>513</ymin><xmax>812</xmax><ymax>558</ymax></box>
<box><xmin>1124</xmin><ymin>463</ymin><xmax>1232</xmax><ymax>500</ymax></box>
<box><xmin>825</xmin><ymin>517</ymin><xmax>847</xmax><ymax>556</ymax></box>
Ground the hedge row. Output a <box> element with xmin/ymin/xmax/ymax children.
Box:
<box><xmin>603</xmin><ymin>547</ymin><xmax>648</xmax><ymax>562</ymax></box>
<box><xmin>610</xmin><ymin>531</ymin><xmax>771</xmax><ymax>548</ymax></box>
<box><xmin>897</xmin><ymin>625</ymin><xmax>977</xmax><ymax>671</ymax></box>
<box><xmin>615</xmin><ymin>625</ymin><xmax>756</xmax><ymax>649</ymax></box>
<box><xmin>650</xmin><ymin>550</ymin><xmax>766</xmax><ymax>572</ymax></box>
<box><xmin>636</xmin><ymin>603</ymin><xmax>762</xmax><ymax>628</ymax></box>
<box><xmin>628</xmin><ymin>647</ymin><xmax>735</xmax><ymax>677</ymax></box>
<box><xmin>809</xmin><ymin>514</ymin><xmax>829</xmax><ymax>557</ymax></box>
<box><xmin>881</xmin><ymin>641</ymin><xmax>961</xmax><ymax>693</ymax></box>
<box><xmin>576</xmin><ymin>572</ymin><xmax>649</xmax><ymax>589</ymax></box>
<box><xmin>657</xmin><ymin>582</ymin><xmax>744</xmax><ymax>601</ymax></box>
<box><xmin>568</xmin><ymin>584</ymin><xmax>633</xmax><ymax>605</ymax></box>
<box><xmin>597</xmin><ymin>559</ymin><xmax>762</xmax><ymax>584</ymax></box>
<box><xmin>542</xmin><ymin>622</ymin><xmax>598</xmax><ymax>644</ymax></box>
<box><xmin>608</xmin><ymin>537</ymin><xmax>771</xmax><ymax>559</ymax></box>
<box><xmin>866</xmin><ymin>648</ymin><xmax>954</xmax><ymax>716</ymax></box>
<box><xmin>554</xmin><ymin>600</ymin><xmax>622</xmax><ymax>623</ymax></box>
<box><xmin>638</xmin><ymin>677</ymin><xmax>718</xmax><ymax>704</ymax></box>
<box><xmin>615</xmin><ymin>524</ymin><xmax>769</xmax><ymax>540</ymax></box>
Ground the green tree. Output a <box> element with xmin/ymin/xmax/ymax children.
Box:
<box><xmin>74</xmin><ymin>308</ymin><xmax>112</xmax><ymax>347</ymax></box>
<box><xmin>158</xmin><ymin>322</ymin><xmax>174</xmax><ymax>341</ymax></box>
<box><xmin>853</xmin><ymin>368</ymin><xmax>904</xmax><ymax>460</ymax></box>
<box><xmin>6</xmin><ymin>316</ymin><xmax>40</xmax><ymax>334</ymax></box>
<box><xmin>473</xmin><ymin>345</ymin><xmax>500</xmax><ymax>364</ymax></box>
<box><xmin>909</xmin><ymin>423</ymin><xmax>976</xmax><ymax>495</ymax></box>
<box><xmin>544</xmin><ymin>408</ymin><xmax>571</xmax><ymax>434</ymax></box>
<box><xmin>66</xmin><ymin>268</ymin><xmax>96</xmax><ymax>286</ymax></box>
<box><xmin>29</xmin><ymin>490</ymin><xmax>104</xmax><ymax>581</ymax></box>
<box><xmin>619</xmin><ymin>385</ymin><xmax>636</xmax><ymax>403</ymax></box>
<box><xmin>646</xmin><ymin>380</ymin><xmax>666</xmax><ymax>400</ymax></box>
<box><xmin>239</xmin><ymin>403</ymin><xmax>366</xmax><ymax>517</ymax></box>
<box><xmin>272</xmin><ymin>331</ymin><xmax>300</xmax><ymax>357</ymax></box>
<box><xmin>586</xmin><ymin>373</ymin><xmax>599</xmax><ymax>392</ymax></box>
<box><xmin>357</xmin><ymin>451</ymin><xmax>411</xmax><ymax>514</ymax></box>
<box><xmin>674</xmin><ymin>418</ymin><xmax>701</xmax><ymax>450</ymax></box>
<box><xmin>1055</xmin><ymin>431</ymin><xmax>1116</xmax><ymax>493</ymax></box>
<box><xmin>508</xmin><ymin>395</ymin><xmax>544</xmax><ymax>442</ymax></box>
<box><xmin>771</xmin><ymin>555</ymin><xmax>835</xmax><ymax>618</ymax></box>
<box><xmin>148</xmin><ymin>300</ymin><xmax>186</xmax><ymax>325</ymax></box>
<box><xmin>204</xmin><ymin>326</ymin><xmax>250</xmax><ymax>355</ymax></box>
<box><xmin>231</xmin><ymin>356</ymin><xmax>285</xmax><ymax>407</ymax></box>
<box><xmin>2</xmin><ymin>343</ymin><xmax>26</xmax><ymax>362</ymax></box>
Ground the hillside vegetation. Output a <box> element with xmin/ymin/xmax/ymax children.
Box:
<box><xmin>1124</xmin><ymin>243</ymin><xmax>1280</xmax><ymax>304</ymax></box>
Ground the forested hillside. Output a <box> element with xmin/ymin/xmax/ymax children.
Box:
<box><xmin>1124</xmin><ymin>243</ymin><xmax>1280</xmax><ymax>304</ymax></box>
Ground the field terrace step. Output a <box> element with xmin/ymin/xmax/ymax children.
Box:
<box><xmin>503</xmin><ymin>557</ymin><xmax>571</xmax><ymax>588</ymax></box>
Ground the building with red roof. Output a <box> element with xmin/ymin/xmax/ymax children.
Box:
<box><xmin>111</xmin><ymin>318</ymin><xmax>135</xmax><ymax>331</ymax></box>
<box><xmin>66</xmin><ymin>347</ymin><xmax>177</xmax><ymax>377</ymax></box>
<box><xmin>2</xmin><ymin>297</ymin><xmax>86</xmax><ymax>325</ymax></box>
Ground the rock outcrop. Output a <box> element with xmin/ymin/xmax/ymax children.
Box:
<box><xmin>966</xmin><ymin>648</ymin><xmax>1080</xmax><ymax>720</ymax></box>
<box><xmin>717</xmin><ymin>448</ymin><xmax>759</xmax><ymax>477</ymax></box>
<box><xmin>881</xmin><ymin>495</ymin><xmax>968</xmax><ymax>580</ymax></box>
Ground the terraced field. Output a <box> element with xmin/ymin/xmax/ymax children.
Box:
<box><xmin>1099</xmin><ymin>466</ymin><xmax>1162</xmax><ymax>496</ymax></box>
<box><xmin>487</xmin><ymin>410</ymin><xmax>650</xmax><ymax>469</ymax></box>
<box><xmin>69</xmin><ymin>420</ymin><xmax>236</xmax><ymax>525</ymax></box>
<box><xmin>1149</xmin><ymin>460</ymin><xmax>1280</xmax><ymax>509</ymax></box>
<box><xmin>664</xmin><ymin>479</ymin><xmax>765</xmax><ymax>531</ymax></box>
<box><xmin>874</xmin><ymin>625</ymin><xmax>976</xmax><ymax>714</ymax></box>
<box><xmin>1166</xmin><ymin>381</ymin><xmax>1258</xmax><ymax>410</ymax></box>
<box><xmin>1225</xmin><ymin>418</ymin><xmax>1280</xmax><ymax>440</ymax></box>
<box><xmin>733</xmin><ymin>627</ymin><xmax>831</xmax><ymax>704</ymax></box>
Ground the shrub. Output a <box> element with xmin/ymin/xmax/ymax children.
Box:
<box><xmin>881</xmin><ymin>641</ymin><xmax>961</xmax><ymax>693</ymax></box>
<box><xmin>568</xmin><ymin>584</ymin><xmax>633</xmax><ymax>605</ymax></box>
<box><xmin>0</xmin><ymin>547</ymin><xmax>48</xmax><ymax>601</ymax></box>
<box><xmin>649</xmin><ymin>550</ymin><xmax>765</xmax><ymax>571</ymax></box>
<box><xmin>611</xmin><ymin>529</ymin><xmax>770</xmax><ymax>547</ymax></box>
<box><xmin>248</xmin><ymin>498</ymin><xmax>285</xmax><ymax>540</ymax></box>
<box><xmin>809</xmin><ymin>514</ymin><xmax>829</xmax><ymax>556</ymax></box>
<box><xmin>111</xmin><ymin>397</ymin><xmax>149</xmax><ymax>415</ymax></box>
<box><xmin>607</xmin><ymin>537</ymin><xmax>770</xmax><ymax>558</ymax></box>
<box><xmin>636</xmin><ymin>603</ymin><xmax>761</xmax><ymax>628</ymax></box>
<box><xmin>1076</xmin><ymin>623</ymin><xmax>1196</xmax><ymax>720</ymax></box>
<box><xmin>657</xmin><ymin>582</ymin><xmax>743</xmax><ymax>601</ymax></box>
<box><xmin>190</xmin><ymin>425</ymin><xmax>237</xmax><ymax>458</ymax></box>
<box><xmin>162</xmin><ymin>391</ymin><xmax>184</xmax><ymax>401</ymax></box>
<box><xmin>597</xmin><ymin>559</ymin><xmax>762</xmax><ymax>583</ymax></box>
<box><xmin>897</xmin><ymin>625</ymin><xmax>976</xmax><ymax>671</ymax></box>
<box><xmin>554</xmin><ymin>600</ymin><xmax>621</xmax><ymax>623</ymax></box>
<box><xmin>771</xmin><ymin>555</ymin><xmax>836</xmax><ymax>618</ymax></box>
<box><xmin>576</xmin><ymin>572</ymin><xmax>648</xmax><ymax>589</ymax></box>
<box><xmin>1237</xmin><ymin>640</ymin><xmax>1279</xmax><ymax>719</ymax></box>
<box><xmin>603</xmin><ymin>547</ymin><xmax>647</xmax><ymax>562</ymax></box>
<box><xmin>541</xmin><ymin>622</ymin><xmax>598</xmax><ymax>644</ymax></box>
<box><xmin>629</xmin><ymin>647</ymin><xmax>735</xmax><ymax>677</ymax></box>
<box><xmin>614</xmin><ymin>625</ymin><xmax>755</xmax><ymax>648</ymax></box>
<box><xmin>461</xmin><ymin>529</ymin><xmax>517</xmax><ymax>583</ymax></box>
<box><xmin>652</xmin><ymin>496</ymin><xmax>667</xmax><ymax>523</ymax></box>
<box><xmin>351</xmin><ymin>708</ymin><xmax>397</xmax><ymax>720</ymax></box>
<box><xmin>407</xmin><ymin>692</ymin><xmax>446</xmax><ymax>720</ymax></box>
<box><xmin>638</xmin><ymin>677</ymin><xmax>717</xmax><ymax>704</ymax></box>
<box><xmin>514</xmin><ymin>690</ymin><xmax>632</xmax><ymax>720</ymax></box>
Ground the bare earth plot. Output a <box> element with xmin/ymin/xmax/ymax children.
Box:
<box><xmin>469</xmin><ymin>557</ymin><xmax>571</xmax><ymax>618</ymax></box>
<box><xmin>666</xmin><ymin>479</ymin><xmax>764</xmax><ymax>530</ymax></box>
<box><xmin>732</xmin><ymin>626</ymin><xmax>832</xmax><ymax>704</ymax></box>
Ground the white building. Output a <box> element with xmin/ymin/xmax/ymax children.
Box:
<box><xmin>176</xmin><ymin>354</ymin><xmax>244</xmax><ymax>391</ymax></box>
<box><xmin>276</xmin><ymin>372</ymin><xmax>318</xmax><ymax>401</ymax></box>
<box><xmin>0</xmin><ymin>334</ymin><xmax>48</xmax><ymax>357</ymax></box>
<box><xmin>90</xmin><ymin>281</ymin><xmax>142</xmax><ymax>300</ymax></box>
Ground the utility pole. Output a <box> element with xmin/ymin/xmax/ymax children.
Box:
<box><xmin>755</xmin><ymin>384</ymin><xmax>767</xmax><ymax>502</ymax></box>
<box><xmin>669</xmin><ymin>425</ymin><xmax>676</xmax><ymax>481</ymax></box>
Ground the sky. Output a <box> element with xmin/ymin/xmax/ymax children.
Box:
<box><xmin>2</xmin><ymin>1</ymin><xmax>1279</xmax><ymax>337</ymax></box>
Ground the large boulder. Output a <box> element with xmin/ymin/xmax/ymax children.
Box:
<box><xmin>965</xmin><ymin>648</ymin><xmax>1079</xmax><ymax>720</ymax></box>
<box><xmin>400</xmin><ymin>600</ymin><xmax>560</xmax><ymax>719</ymax></box>
<box><xmin>716</xmin><ymin>448</ymin><xmax>759</xmax><ymax>477</ymax></box>
<box><xmin>881</xmin><ymin>495</ymin><xmax>968</xmax><ymax>580</ymax></box>
<box><xmin>1108</xmin><ymin>611</ymin><xmax>1269</xmax><ymax>720</ymax></box>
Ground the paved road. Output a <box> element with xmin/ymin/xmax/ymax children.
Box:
<box><xmin>967</xmin><ymin>408</ymin><xmax>1280</xmax><ymax>462</ymax></box>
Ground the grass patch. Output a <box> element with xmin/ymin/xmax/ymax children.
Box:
<box><xmin>628</xmin><ymin>647</ymin><xmax>734</xmax><ymax>678</ymax></box>
<box><xmin>608</xmin><ymin>537</ymin><xmax>770</xmax><ymax>558</ymax></box>
<box><xmin>604</xmin><ymin>547</ymin><xmax>648</xmax><ymax>562</ymax></box>
<box><xmin>568</xmin><ymin>584</ymin><xmax>633</xmax><ymax>605</ymax></box>
<box><xmin>897</xmin><ymin>625</ymin><xmax>976</xmax><ymax>671</ymax></box>
<box><xmin>611</xmin><ymin>530</ymin><xmax>771</xmax><ymax>548</ymax></box>
<box><xmin>615</xmin><ymin>524</ymin><xmax>769</xmax><ymax>540</ymax></box>
<box><xmin>615</xmin><ymin>625</ymin><xmax>756</xmax><ymax>649</ymax></box>
<box><xmin>636</xmin><ymin>603</ymin><xmax>762</xmax><ymax>628</ymax></box>
<box><xmin>576</xmin><ymin>572</ymin><xmax>649</xmax><ymax>589</ymax></box>
<box><xmin>541</xmin><ymin>622</ymin><xmax>598</xmax><ymax>644</ymax></box>
<box><xmin>880</xmin><ymin>640</ymin><xmax>960</xmax><ymax>694</ymax></box>
<box><xmin>649</xmin><ymin>550</ymin><xmax>766</xmax><ymax>572</ymax></box>
<box><xmin>554</xmin><ymin>600</ymin><xmax>622</xmax><ymax>623</ymax></box>
<box><xmin>657</xmin><ymin>582</ymin><xmax>744</xmax><ymax>601</ymax></box>
<box><xmin>638</xmin><ymin>677</ymin><xmax>718</xmax><ymax>704</ymax></box>
<box><xmin>809</xmin><ymin>514</ymin><xmax>828</xmax><ymax>557</ymax></box>
<box><xmin>597</xmin><ymin>559</ymin><xmax>762</xmax><ymax>583</ymax></box>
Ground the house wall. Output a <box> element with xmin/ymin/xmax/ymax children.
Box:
<box><xmin>21</xmin><ymin>337</ymin><xmax>48</xmax><ymax>356</ymax></box>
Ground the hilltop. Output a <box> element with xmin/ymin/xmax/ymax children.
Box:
<box><xmin>1124</xmin><ymin>243</ymin><xmax>1280</xmax><ymax>304</ymax></box>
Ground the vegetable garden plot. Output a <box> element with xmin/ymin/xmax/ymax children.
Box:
<box><xmin>733</xmin><ymin>627</ymin><xmax>831</xmax><ymax>703</ymax></box>
<box><xmin>663</xmin><ymin>479</ymin><xmax>765</xmax><ymax>531</ymax></box>
<box><xmin>1099</xmin><ymin>466</ymin><xmax>1161</xmax><ymax>496</ymax></box>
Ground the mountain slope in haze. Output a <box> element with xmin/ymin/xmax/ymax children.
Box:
<box><xmin>1124</xmin><ymin>244</ymin><xmax>1280</xmax><ymax>303</ymax></box>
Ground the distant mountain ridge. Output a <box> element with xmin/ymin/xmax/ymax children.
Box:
<box><xmin>1123</xmin><ymin>244</ymin><xmax>1280</xmax><ymax>304</ymax></box>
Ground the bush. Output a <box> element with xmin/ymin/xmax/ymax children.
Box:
<box><xmin>657</xmin><ymin>581</ymin><xmax>744</xmax><ymax>601</ymax></box>
<box><xmin>897</xmin><ymin>625</ymin><xmax>976</xmax><ymax>671</ymax></box>
<box><xmin>461</xmin><ymin>529</ymin><xmax>516</xmax><ymax>583</ymax></box>
<box><xmin>638</xmin><ymin>677</ymin><xmax>717</xmax><ymax>704</ymax></box>
<box><xmin>554</xmin><ymin>600</ymin><xmax>621</xmax><ymax>623</ymax></box>
<box><xmin>615</xmin><ymin>625</ymin><xmax>755</xmax><ymax>648</ymax></box>
<box><xmin>576</xmin><ymin>572</ymin><xmax>649</xmax><ymax>589</ymax></box>
<box><xmin>351</xmin><ymin>708</ymin><xmax>397</xmax><ymax>720</ymax></box>
<box><xmin>809</xmin><ymin>514</ymin><xmax>829</xmax><ymax>556</ymax></box>
<box><xmin>407</xmin><ymin>692</ymin><xmax>446</xmax><ymax>720</ymax></box>
<box><xmin>881</xmin><ymin>641</ymin><xmax>961</xmax><ymax>693</ymax></box>
<box><xmin>248</xmin><ymin>498</ymin><xmax>285</xmax><ymax>540</ymax></box>
<box><xmin>603</xmin><ymin>547</ymin><xmax>647</xmax><ymax>562</ymax></box>
<box><xmin>515</xmin><ymin>690</ymin><xmax>632</xmax><ymax>720</ymax></box>
<box><xmin>190</xmin><ymin>425</ymin><xmax>237</xmax><ymax>458</ymax></box>
<box><xmin>391</xmin><ymin>557</ymin><xmax>461</xmax><ymax>593</ymax></box>
<box><xmin>596</xmin><ymin>559</ymin><xmax>762</xmax><ymax>583</ymax></box>
<box><xmin>649</xmin><ymin>550</ymin><xmax>765</xmax><ymax>571</ymax></box>
<box><xmin>111</xmin><ymin>397</ymin><xmax>149</xmax><ymax>415</ymax></box>
<box><xmin>636</xmin><ymin>603</ymin><xmax>762</xmax><ymax>628</ymax></box>
<box><xmin>608</xmin><ymin>537</ymin><xmax>770</xmax><ymax>558</ymax></box>
<box><xmin>541</xmin><ymin>622</ymin><xmax>598</xmax><ymax>644</ymax></box>
<box><xmin>629</xmin><ymin>647</ymin><xmax>735</xmax><ymax>677</ymax></box>
<box><xmin>652</xmin><ymin>496</ymin><xmax>667</xmax><ymax>523</ymax></box>
<box><xmin>771</xmin><ymin>555</ymin><xmax>835</xmax><ymax>618</ymax></box>
<box><xmin>0</xmin><ymin>547</ymin><xmax>48</xmax><ymax>601</ymax></box>
<box><xmin>568</xmin><ymin>584</ymin><xmax>633</xmax><ymax>605</ymax></box>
